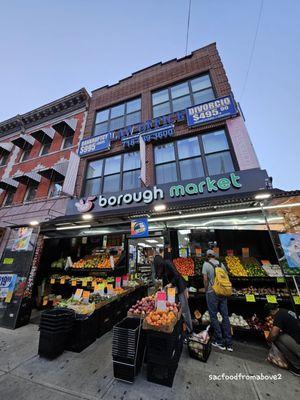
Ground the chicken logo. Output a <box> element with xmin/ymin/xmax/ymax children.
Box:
<box><xmin>75</xmin><ymin>196</ymin><xmax>96</xmax><ymax>213</ymax></box>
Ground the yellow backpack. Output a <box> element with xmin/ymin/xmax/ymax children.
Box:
<box><xmin>209</xmin><ymin>261</ymin><xmax>232</xmax><ymax>297</ymax></box>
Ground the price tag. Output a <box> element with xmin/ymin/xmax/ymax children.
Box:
<box><xmin>167</xmin><ymin>287</ymin><xmax>176</xmax><ymax>303</ymax></box>
<box><xmin>50</xmin><ymin>278</ymin><xmax>55</xmax><ymax>284</ymax></box>
<box><xmin>5</xmin><ymin>292</ymin><xmax>13</xmax><ymax>303</ymax></box>
<box><xmin>42</xmin><ymin>298</ymin><xmax>48</xmax><ymax>306</ymax></box>
<box><xmin>293</xmin><ymin>295</ymin><xmax>300</xmax><ymax>305</ymax></box>
<box><xmin>245</xmin><ymin>294</ymin><xmax>256</xmax><ymax>302</ymax></box>
<box><xmin>71</xmin><ymin>280</ymin><xmax>77</xmax><ymax>286</ymax></box>
<box><xmin>115</xmin><ymin>277</ymin><xmax>121</xmax><ymax>288</ymax></box>
<box><xmin>242</xmin><ymin>248</ymin><xmax>249</xmax><ymax>258</ymax></box>
<box><xmin>83</xmin><ymin>291</ymin><xmax>90</xmax><ymax>299</ymax></box>
<box><xmin>183</xmin><ymin>275</ymin><xmax>189</xmax><ymax>281</ymax></box>
<box><xmin>266</xmin><ymin>295</ymin><xmax>277</xmax><ymax>304</ymax></box>
<box><xmin>74</xmin><ymin>289</ymin><xmax>83</xmax><ymax>300</ymax></box>
<box><xmin>195</xmin><ymin>248</ymin><xmax>202</xmax><ymax>257</ymax></box>
<box><xmin>81</xmin><ymin>279</ymin><xmax>87</xmax><ymax>287</ymax></box>
<box><xmin>277</xmin><ymin>277</ymin><xmax>285</xmax><ymax>283</ymax></box>
<box><xmin>60</xmin><ymin>278</ymin><xmax>65</xmax><ymax>285</ymax></box>
<box><xmin>107</xmin><ymin>284</ymin><xmax>113</xmax><ymax>294</ymax></box>
<box><xmin>122</xmin><ymin>275</ymin><xmax>129</xmax><ymax>287</ymax></box>
<box><xmin>157</xmin><ymin>291</ymin><xmax>167</xmax><ymax>311</ymax></box>
<box><xmin>92</xmin><ymin>281</ymin><xmax>96</xmax><ymax>287</ymax></box>
<box><xmin>264</xmin><ymin>331</ymin><xmax>270</xmax><ymax>339</ymax></box>
<box><xmin>3</xmin><ymin>258</ymin><xmax>14</xmax><ymax>265</ymax></box>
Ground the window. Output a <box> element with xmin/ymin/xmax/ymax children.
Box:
<box><xmin>0</xmin><ymin>152</ymin><xmax>9</xmax><ymax>166</ymax></box>
<box><xmin>84</xmin><ymin>151</ymin><xmax>140</xmax><ymax>195</ymax></box>
<box><xmin>152</xmin><ymin>73</ymin><xmax>215</xmax><ymax>118</ymax></box>
<box><xmin>93</xmin><ymin>98</ymin><xmax>141</xmax><ymax>135</ymax></box>
<box><xmin>40</xmin><ymin>138</ymin><xmax>52</xmax><ymax>156</ymax></box>
<box><xmin>20</xmin><ymin>146</ymin><xmax>32</xmax><ymax>162</ymax></box>
<box><xmin>49</xmin><ymin>180</ymin><xmax>63</xmax><ymax>198</ymax></box>
<box><xmin>62</xmin><ymin>131</ymin><xmax>74</xmax><ymax>149</ymax></box>
<box><xmin>3</xmin><ymin>190</ymin><xmax>15</xmax><ymax>206</ymax></box>
<box><xmin>24</xmin><ymin>184</ymin><xmax>38</xmax><ymax>202</ymax></box>
<box><xmin>154</xmin><ymin>129</ymin><xmax>234</xmax><ymax>184</ymax></box>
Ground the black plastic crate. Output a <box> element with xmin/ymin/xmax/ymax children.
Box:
<box><xmin>39</xmin><ymin>321</ymin><xmax>74</xmax><ymax>331</ymax></box>
<box><xmin>41</xmin><ymin>308</ymin><xmax>75</xmax><ymax>320</ymax></box>
<box><xmin>113</xmin><ymin>361</ymin><xmax>136</xmax><ymax>383</ymax></box>
<box><xmin>38</xmin><ymin>331</ymin><xmax>67</xmax><ymax>359</ymax></box>
<box><xmin>66</xmin><ymin>313</ymin><xmax>97</xmax><ymax>353</ymax></box>
<box><xmin>147</xmin><ymin>362</ymin><xmax>178</xmax><ymax>387</ymax></box>
<box><xmin>146</xmin><ymin>321</ymin><xmax>182</xmax><ymax>359</ymax></box>
<box><xmin>187</xmin><ymin>338</ymin><xmax>212</xmax><ymax>363</ymax></box>
<box><xmin>147</xmin><ymin>337</ymin><xmax>183</xmax><ymax>366</ymax></box>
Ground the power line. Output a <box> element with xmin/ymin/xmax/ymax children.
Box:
<box><xmin>240</xmin><ymin>0</ymin><xmax>264</xmax><ymax>99</ymax></box>
<box><xmin>185</xmin><ymin>0</ymin><xmax>192</xmax><ymax>56</ymax></box>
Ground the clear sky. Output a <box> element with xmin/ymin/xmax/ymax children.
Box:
<box><xmin>0</xmin><ymin>0</ymin><xmax>299</xmax><ymax>190</ymax></box>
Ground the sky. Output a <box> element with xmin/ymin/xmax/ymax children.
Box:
<box><xmin>0</xmin><ymin>0</ymin><xmax>299</xmax><ymax>190</ymax></box>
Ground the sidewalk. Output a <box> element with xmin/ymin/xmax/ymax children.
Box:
<box><xmin>0</xmin><ymin>323</ymin><xmax>299</xmax><ymax>400</ymax></box>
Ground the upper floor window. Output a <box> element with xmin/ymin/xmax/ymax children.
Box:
<box><xmin>3</xmin><ymin>190</ymin><xmax>15</xmax><ymax>206</ymax></box>
<box><xmin>40</xmin><ymin>137</ymin><xmax>52</xmax><ymax>156</ymax></box>
<box><xmin>84</xmin><ymin>151</ymin><xmax>141</xmax><ymax>196</ymax></box>
<box><xmin>62</xmin><ymin>130</ymin><xmax>74</xmax><ymax>149</ymax></box>
<box><xmin>49</xmin><ymin>179</ymin><xmax>63</xmax><ymax>198</ymax></box>
<box><xmin>154</xmin><ymin>129</ymin><xmax>234</xmax><ymax>184</ymax></box>
<box><xmin>24</xmin><ymin>183</ymin><xmax>38</xmax><ymax>202</ymax></box>
<box><xmin>0</xmin><ymin>152</ymin><xmax>9</xmax><ymax>166</ymax></box>
<box><xmin>20</xmin><ymin>145</ymin><xmax>32</xmax><ymax>162</ymax></box>
<box><xmin>93</xmin><ymin>98</ymin><xmax>141</xmax><ymax>136</ymax></box>
<box><xmin>152</xmin><ymin>74</ymin><xmax>215</xmax><ymax>118</ymax></box>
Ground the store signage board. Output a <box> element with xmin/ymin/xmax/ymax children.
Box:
<box><xmin>130</xmin><ymin>218</ymin><xmax>149</xmax><ymax>238</ymax></box>
<box><xmin>78</xmin><ymin>133</ymin><xmax>110</xmax><ymax>157</ymax></box>
<box><xmin>12</xmin><ymin>228</ymin><xmax>33</xmax><ymax>252</ymax></box>
<box><xmin>67</xmin><ymin>168</ymin><xmax>270</xmax><ymax>216</ymax></box>
<box><xmin>186</xmin><ymin>95</ymin><xmax>238</xmax><ymax>127</ymax></box>
<box><xmin>121</xmin><ymin>125</ymin><xmax>174</xmax><ymax>148</ymax></box>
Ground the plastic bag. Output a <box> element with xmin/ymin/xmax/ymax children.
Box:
<box><xmin>267</xmin><ymin>344</ymin><xmax>289</xmax><ymax>369</ymax></box>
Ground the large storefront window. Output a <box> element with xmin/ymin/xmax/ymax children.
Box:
<box><xmin>154</xmin><ymin>129</ymin><xmax>234</xmax><ymax>184</ymax></box>
<box><xmin>84</xmin><ymin>151</ymin><xmax>141</xmax><ymax>196</ymax></box>
<box><xmin>152</xmin><ymin>74</ymin><xmax>215</xmax><ymax>118</ymax></box>
<box><xmin>93</xmin><ymin>98</ymin><xmax>141</xmax><ymax>136</ymax></box>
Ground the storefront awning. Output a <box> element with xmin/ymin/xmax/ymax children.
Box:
<box><xmin>38</xmin><ymin>162</ymin><xmax>68</xmax><ymax>180</ymax></box>
<box><xmin>13</xmin><ymin>171</ymin><xmax>41</xmax><ymax>185</ymax></box>
<box><xmin>30</xmin><ymin>128</ymin><xmax>54</xmax><ymax>143</ymax></box>
<box><xmin>52</xmin><ymin>119</ymin><xmax>76</xmax><ymax>136</ymax></box>
<box><xmin>0</xmin><ymin>177</ymin><xmax>19</xmax><ymax>190</ymax></box>
<box><xmin>0</xmin><ymin>142</ymin><xmax>14</xmax><ymax>154</ymax></box>
<box><xmin>11</xmin><ymin>134</ymin><xmax>35</xmax><ymax>149</ymax></box>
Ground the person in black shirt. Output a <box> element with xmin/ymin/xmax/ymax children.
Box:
<box><xmin>265</xmin><ymin>304</ymin><xmax>300</xmax><ymax>375</ymax></box>
<box><xmin>153</xmin><ymin>255</ymin><xmax>193</xmax><ymax>333</ymax></box>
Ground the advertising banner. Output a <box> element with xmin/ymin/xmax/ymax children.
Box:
<box><xmin>130</xmin><ymin>218</ymin><xmax>149</xmax><ymax>238</ymax></box>
<box><xmin>279</xmin><ymin>233</ymin><xmax>300</xmax><ymax>270</ymax></box>
<box><xmin>186</xmin><ymin>95</ymin><xmax>238</xmax><ymax>127</ymax></box>
<box><xmin>12</xmin><ymin>228</ymin><xmax>33</xmax><ymax>252</ymax></box>
<box><xmin>78</xmin><ymin>133</ymin><xmax>110</xmax><ymax>157</ymax></box>
<box><xmin>0</xmin><ymin>274</ymin><xmax>17</xmax><ymax>303</ymax></box>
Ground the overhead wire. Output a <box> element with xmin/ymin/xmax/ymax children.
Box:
<box><xmin>240</xmin><ymin>0</ymin><xmax>264</xmax><ymax>99</ymax></box>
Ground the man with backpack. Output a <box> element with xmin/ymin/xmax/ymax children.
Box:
<box><xmin>202</xmin><ymin>250</ymin><xmax>233</xmax><ymax>351</ymax></box>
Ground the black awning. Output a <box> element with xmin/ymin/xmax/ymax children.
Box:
<box><xmin>13</xmin><ymin>171</ymin><xmax>41</xmax><ymax>185</ymax></box>
<box><xmin>30</xmin><ymin>128</ymin><xmax>54</xmax><ymax>143</ymax></box>
<box><xmin>11</xmin><ymin>134</ymin><xmax>35</xmax><ymax>149</ymax></box>
<box><xmin>0</xmin><ymin>177</ymin><xmax>19</xmax><ymax>190</ymax></box>
<box><xmin>38</xmin><ymin>162</ymin><xmax>68</xmax><ymax>180</ymax></box>
<box><xmin>52</xmin><ymin>119</ymin><xmax>76</xmax><ymax>136</ymax></box>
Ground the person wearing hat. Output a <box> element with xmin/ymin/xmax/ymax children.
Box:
<box><xmin>202</xmin><ymin>249</ymin><xmax>233</xmax><ymax>351</ymax></box>
<box><xmin>264</xmin><ymin>304</ymin><xmax>300</xmax><ymax>376</ymax></box>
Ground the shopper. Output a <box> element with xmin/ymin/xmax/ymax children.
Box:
<box><xmin>202</xmin><ymin>250</ymin><xmax>233</xmax><ymax>351</ymax></box>
<box><xmin>264</xmin><ymin>304</ymin><xmax>300</xmax><ymax>376</ymax></box>
<box><xmin>153</xmin><ymin>255</ymin><xmax>193</xmax><ymax>333</ymax></box>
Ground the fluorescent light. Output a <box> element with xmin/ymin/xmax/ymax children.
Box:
<box><xmin>178</xmin><ymin>230</ymin><xmax>191</xmax><ymax>234</ymax></box>
<box><xmin>255</xmin><ymin>193</ymin><xmax>272</xmax><ymax>200</ymax></box>
<box><xmin>157</xmin><ymin>244</ymin><xmax>164</xmax><ymax>247</ymax></box>
<box><xmin>82</xmin><ymin>214</ymin><xmax>93</xmax><ymax>220</ymax></box>
<box><xmin>146</xmin><ymin>239</ymin><xmax>158</xmax><ymax>243</ymax></box>
<box><xmin>29</xmin><ymin>220</ymin><xmax>39</xmax><ymax>226</ymax></box>
<box><xmin>154</xmin><ymin>204</ymin><xmax>166</xmax><ymax>212</ymax></box>
<box><xmin>137</xmin><ymin>242</ymin><xmax>146</xmax><ymax>247</ymax></box>
<box><xmin>56</xmin><ymin>225</ymin><xmax>91</xmax><ymax>231</ymax></box>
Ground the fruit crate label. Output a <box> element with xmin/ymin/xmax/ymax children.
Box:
<box><xmin>71</xmin><ymin>280</ymin><xmax>77</xmax><ymax>286</ymax></box>
<box><xmin>245</xmin><ymin>294</ymin><xmax>255</xmax><ymax>302</ymax></box>
<box><xmin>60</xmin><ymin>278</ymin><xmax>65</xmax><ymax>285</ymax></box>
<box><xmin>266</xmin><ymin>295</ymin><xmax>277</xmax><ymax>304</ymax></box>
<box><xmin>50</xmin><ymin>278</ymin><xmax>55</xmax><ymax>284</ymax></box>
<box><xmin>293</xmin><ymin>296</ymin><xmax>300</xmax><ymax>305</ymax></box>
<box><xmin>277</xmin><ymin>277</ymin><xmax>285</xmax><ymax>283</ymax></box>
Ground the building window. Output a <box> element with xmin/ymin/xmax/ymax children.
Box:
<box><xmin>40</xmin><ymin>138</ymin><xmax>52</xmax><ymax>156</ymax></box>
<box><xmin>62</xmin><ymin>131</ymin><xmax>74</xmax><ymax>149</ymax></box>
<box><xmin>0</xmin><ymin>152</ymin><xmax>9</xmax><ymax>166</ymax></box>
<box><xmin>154</xmin><ymin>129</ymin><xmax>234</xmax><ymax>184</ymax></box>
<box><xmin>3</xmin><ymin>190</ymin><xmax>15</xmax><ymax>206</ymax></box>
<box><xmin>49</xmin><ymin>180</ymin><xmax>64</xmax><ymax>198</ymax></box>
<box><xmin>20</xmin><ymin>146</ymin><xmax>32</xmax><ymax>162</ymax></box>
<box><xmin>93</xmin><ymin>98</ymin><xmax>141</xmax><ymax>136</ymax></box>
<box><xmin>24</xmin><ymin>184</ymin><xmax>38</xmax><ymax>202</ymax></box>
<box><xmin>152</xmin><ymin>74</ymin><xmax>215</xmax><ymax>118</ymax></box>
<box><xmin>84</xmin><ymin>151</ymin><xmax>140</xmax><ymax>196</ymax></box>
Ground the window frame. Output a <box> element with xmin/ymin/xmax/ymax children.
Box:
<box><xmin>39</xmin><ymin>137</ymin><xmax>52</xmax><ymax>156</ymax></box>
<box><xmin>20</xmin><ymin>146</ymin><xmax>32</xmax><ymax>162</ymax></box>
<box><xmin>83</xmin><ymin>151</ymin><xmax>141</xmax><ymax>196</ymax></box>
<box><xmin>48</xmin><ymin>179</ymin><xmax>64</xmax><ymax>198</ymax></box>
<box><xmin>154</xmin><ymin>128</ymin><xmax>238</xmax><ymax>184</ymax></box>
<box><xmin>0</xmin><ymin>152</ymin><xmax>9</xmax><ymax>166</ymax></box>
<box><xmin>24</xmin><ymin>183</ymin><xmax>38</xmax><ymax>202</ymax></box>
<box><xmin>61</xmin><ymin>130</ymin><xmax>74</xmax><ymax>150</ymax></box>
<box><xmin>151</xmin><ymin>72</ymin><xmax>216</xmax><ymax>118</ymax></box>
<box><xmin>92</xmin><ymin>97</ymin><xmax>142</xmax><ymax>136</ymax></box>
<box><xmin>3</xmin><ymin>190</ymin><xmax>15</xmax><ymax>206</ymax></box>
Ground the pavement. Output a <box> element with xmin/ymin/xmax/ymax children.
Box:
<box><xmin>0</xmin><ymin>323</ymin><xmax>299</xmax><ymax>400</ymax></box>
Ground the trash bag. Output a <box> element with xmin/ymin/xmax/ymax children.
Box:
<box><xmin>267</xmin><ymin>344</ymin><xmax>289</xmax><ymax>369</ymax></box>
